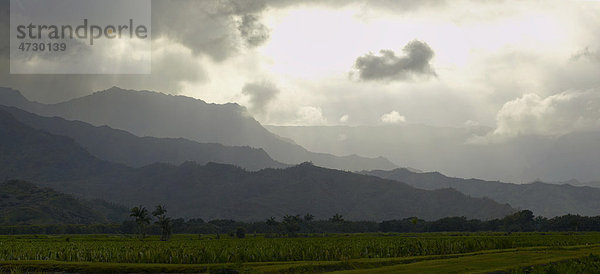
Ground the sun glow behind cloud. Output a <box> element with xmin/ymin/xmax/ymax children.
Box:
<box><xmin>222</xmin><ymin>3</ymin><xmax>571</xmax><ymax>126</ymax></box>
<box><xmin>258</xmin><ymin>4</ymin><xmax>569</xmax><ymax>80</ymax></box>
<box><xmin>154</xmin><ymin>1</ymin><xmax>600</xmax><ymax>128</ymax></box>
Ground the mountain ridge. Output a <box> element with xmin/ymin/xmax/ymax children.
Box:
<box><xmin>363</xmin><ymin>168</ymin><xmax>600</xmax><ymax>217</ymax></box>
<box><xmin>0</xmin><ymin>109</ymin><xmax>514</xmax><ymax>221</ymax></box>
<box><xmin>0</xmin><ymin>86</ymin><xmax>397</xmax><ymax>171</ymax></box>
<box><xmin>267</xmin><ymin>124</ymin><xmax>600</xmax><ymax>183</ymax></box>
<box><xmin>0</xmin><ymin>105</ymin><xmax>286</xmax><ymax>170</ymax></box>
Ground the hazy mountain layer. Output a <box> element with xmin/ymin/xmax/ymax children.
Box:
<box><xmin>267</xmin><ymin>125</ymin><xmax>600</xmax><ymax>183</ymax></box>
<box><xmin>0</xmin><ymin>87</ymin><xmax>397</xmax><ymax>171</ymax></box>
<box><xmin>0</xmin><ymin>110</ymin><xmax>513</xmax><ymax>221</ymax></box>
<box><xmin>0</xmin><ymin>106</ymin><xmax>286</xmax><ymax>170</ymax></box>
<box><xmin>0</xmin><ymin>108</ymin><xmax>126</xmax><ymax>183</ymax></box>
<box><xmin>363</xmin><ymin>168</ymin><xmax>600</xmax><ymax>217</ymax></box>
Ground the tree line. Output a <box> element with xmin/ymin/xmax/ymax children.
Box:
<box><xmin>2</xmin><ymin>210</ymin><xmax>600</xmax><ymax>235</ymax></box>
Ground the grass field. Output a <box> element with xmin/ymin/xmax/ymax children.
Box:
<box><xmin>1</xmin><ymin>232</ymin><xmax>600</xmax><ymax>273</ymax></box>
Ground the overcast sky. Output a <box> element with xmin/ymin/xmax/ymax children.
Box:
<box><xmin>2</xmin><ymin>0</ymin><xmax>600</xmax><ymax>139</ymax></box>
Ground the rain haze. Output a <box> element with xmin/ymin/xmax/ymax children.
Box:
<box><xmin>3</xmin><ymin>1</ymin><xmax>600</xmax><ymax>184</ymax></box>
<box><xmin>5</xmin><ymin>1</ymin><xmax>600</xmax><ymax>271</ymax></box>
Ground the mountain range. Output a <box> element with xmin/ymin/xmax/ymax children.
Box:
<box><xmin>363</xmin><ymin>168</ymin><xmax>600</xmax><ymax>217</ymax></box>
<box><xmin>267</xmin><ymin>125</ymin><xmax>600</xmax><ymax>183</ymax></box>
<box><xmin>3</xmin><ymin>86</ymin><xmax>600</xmax><ymax>222</ymax></box>
<box><xmin>0</xmin><ymin>108</ymin><xmax>513</xmax><ymax>221</ymax></box>
<box><xmin>0</xmin><ymin>105</ymin><xmax>285</xmax><ymax>171</ymax></box>
<box><xmin>0</xmin><ymin>87</ymin><xmax>397</xmax><ymax>171</ymax></box>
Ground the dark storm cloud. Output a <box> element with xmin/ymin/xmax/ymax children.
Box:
<box><xmin>151</xmin><ymin>0</ymin><xmax>271</xmax><ymax>61</ymax></box>
<box><xmin>238</xmin><ymin>14</ymin><xmax>270</xmax><ymax>47</ymax></box>
<box><xmin>242</xmin><ymin>81</ymin><xmax>280</xmax><ymax>113</ymax></box>
<box><xmin>353</xmin><ymin>40</ymin><xmax>436</xmax><ymax>82</ymax></box>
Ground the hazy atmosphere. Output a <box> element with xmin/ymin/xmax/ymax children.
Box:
<box><xmin>3</xmin><ymin>0</ymin><xmax>600</xmax><ymax>126</ymax></box>
<box><xmin>3</xmin><ymin>0</ymin><xmax>600</xmax><ymax>183</ymax></box>
<box><xmin>4</xmin><ymin>1</ymin><xmax>600</xmax><ymax>272</ymax></box>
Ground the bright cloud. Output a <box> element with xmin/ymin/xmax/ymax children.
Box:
<box><xmin>339</xmin><ymin>114</ymin><xmax>349</xmax><ymax>123</ymax></box>
<box><xmin>295</xmin><ymin>106</ymin><xmax>327</xmax><ymax>125</ymax></box>
<box><xmin>380</xmin><ymin>111</ymin><xmax>406</xmax><ymax>124</ymax></box>
<box><xmin>493</xmin><ymin>90</ymin><xmax>600</xmax><ymax>137</ymax></box>
<box><xmin>468</xmin><ymin>89</ymin><xmax>600</xmax><ymax>144</ymax></box>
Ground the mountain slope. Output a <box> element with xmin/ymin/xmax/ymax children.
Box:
<box><xmin>363</xmin><ymin>168</ymin><xmax>600</xmax><ymax>217</ymax></box>
<box><xmin>0</xmin><ymin>180</ymin><xmax>126</xmax><ymax>225</ymax></box>
<box><xmin>0</xmin><ymin>108</ymin><xmax>126</xmax><ymax>183</ymax></box>
<box><xmin>0</xmin><ymin>87</ymin><xmax>397</xmax><ymax>171</ymax></box>
<box><xmin>0</xmin><ymin>110</ymin><xmax>513</xmax><ymax>221</ymax></box>
<box><xmin>0</xmin><ymin>105</ymin><xmax>285</xmax><ymax>170</ymax></box>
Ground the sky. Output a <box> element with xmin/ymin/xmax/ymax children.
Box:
<box><xmin>2</xmin><ymin>0</ymin><xmax>600</xmax><ymax>140</ymax></box>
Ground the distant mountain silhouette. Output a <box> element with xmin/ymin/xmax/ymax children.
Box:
<box><xmin>267</xmin><ymin>125</ymin><xmax>600</xmax><ymax>183</ymax></box>
<box><xmin>0</xmin><ymin>110</ymin><xmax>513</xmax><ymax>221</ymax></box>
<box><xmin>0</xmin><ymin>105</ymin><xmax>286</xmax><ymax>170</ymax></box>
<box><xmin>0</xmin><ymin>87</ymin><xmax>397</xmax><ymax>171</ymax></box>
<box><xmin>0</xmin><ymin>180</ymin><xmax>127</xmax><ymax>225</ymax></box>
<box><xmin>363</xmin><ymin>168</ymin><xmax>600</xmax><ymax>217</ymax></box>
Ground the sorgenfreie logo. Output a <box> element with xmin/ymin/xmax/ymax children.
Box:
<box><xmin>10</xmin><ymin>0</ymin><xmax>151</xmax><ymax>74</ymax></box>
<box><xmin>15</xmin><ymin>19</ymin><xmax>148</xmax><ymax>46</ymax></box>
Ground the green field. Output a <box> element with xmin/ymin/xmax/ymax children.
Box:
<box><xmin>1</xmin><ymin>232</ymin><xmax>600</xmax><ymax>273</ymax></box>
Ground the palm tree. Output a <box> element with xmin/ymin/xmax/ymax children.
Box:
<box><xmin>153</xmin><ymin>205</ymin><xmax>167</xmax><ymax>217</ymax></box>
<box><xmin>282</xmin><ymin>214</ymin><xmax>301</xmax><ymax>237</ymax></box>
<box><xmin>130</xmin><ymin>205</ymin><xmax>151</xmax><ymax>240</ymax></box>
<box><xmin>265</xmin><ymin>217</ymin><xmax>279</xmax><ymax>235</ymax></box>
<box><xmin>152</xmin><ymin>205</ymin><xmax>172</xmax><ymax>241</ymax></box>
<box><xmin>266</xmin><ymin>217</ymin><xmax>278</xmax><ymax>227</ymax></box>
<box><xmin>303</xmin><ymin>213</ymin><xmax>314</xmax><ymax>222</ymax></box>
<box><xmin>329</xmin><ymin>213</ymin><xmax>344</xmax><ymax>223</ymax></box>
<box><xmin>303</xmin><ymin>213</ymin><xmax>315</xmax><ymax>233</ymax></box>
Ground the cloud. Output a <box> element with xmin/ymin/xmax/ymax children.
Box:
<box><xmin>352</xmin><ymin>40</ymin><xmax>436</xmax><ymax>82</ymax></box>
<box><xmin>151</xmin><ymin>0</ymin><xmax>272</xmax><ymax>62</ymax></box>
<box><xmin>296</xmin><ymin>106</ymin><xmax>327</xmax><ymax>125</ymax></box>
<box><xmin>242</xmin><ymin>81</ymin><xmax>280</xmax><ymax>113</ymax></box>
<box><xmin>265</xmin><ymin>0</ymin><xmax>448</xmax><ymax>13</ymax></box>
<box><xmin>0</xmin><ymin>0</ymin><xmax>273</xmax><ymax>102</ymax></box>
<box><xmin>470</xmin><ymin>90</ymin><xmax>600</xmax><ymax>143</ymax></box>
<box><xmin>238</xmin><ymin>14</ymin><xmax>270</xmax><ymax>47</ymax></box>
<box><xmin>339</xmin><ymin>114</ymin><xmax>349</xmax><ymax>123</ymax></box>
<box><xmin>151</xmin><ymin>0</ymin><xmax>450</xmax><ymax>60</ymax></box>
<box><xmin>380</xmin><ymin>111</ymin><xmax>406</xmax><ymax>124</ymax></box>
<box><xmin>0</xmin><ymin>36</ymin><xmax>204</xmax><ymax>103</ymax></box>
